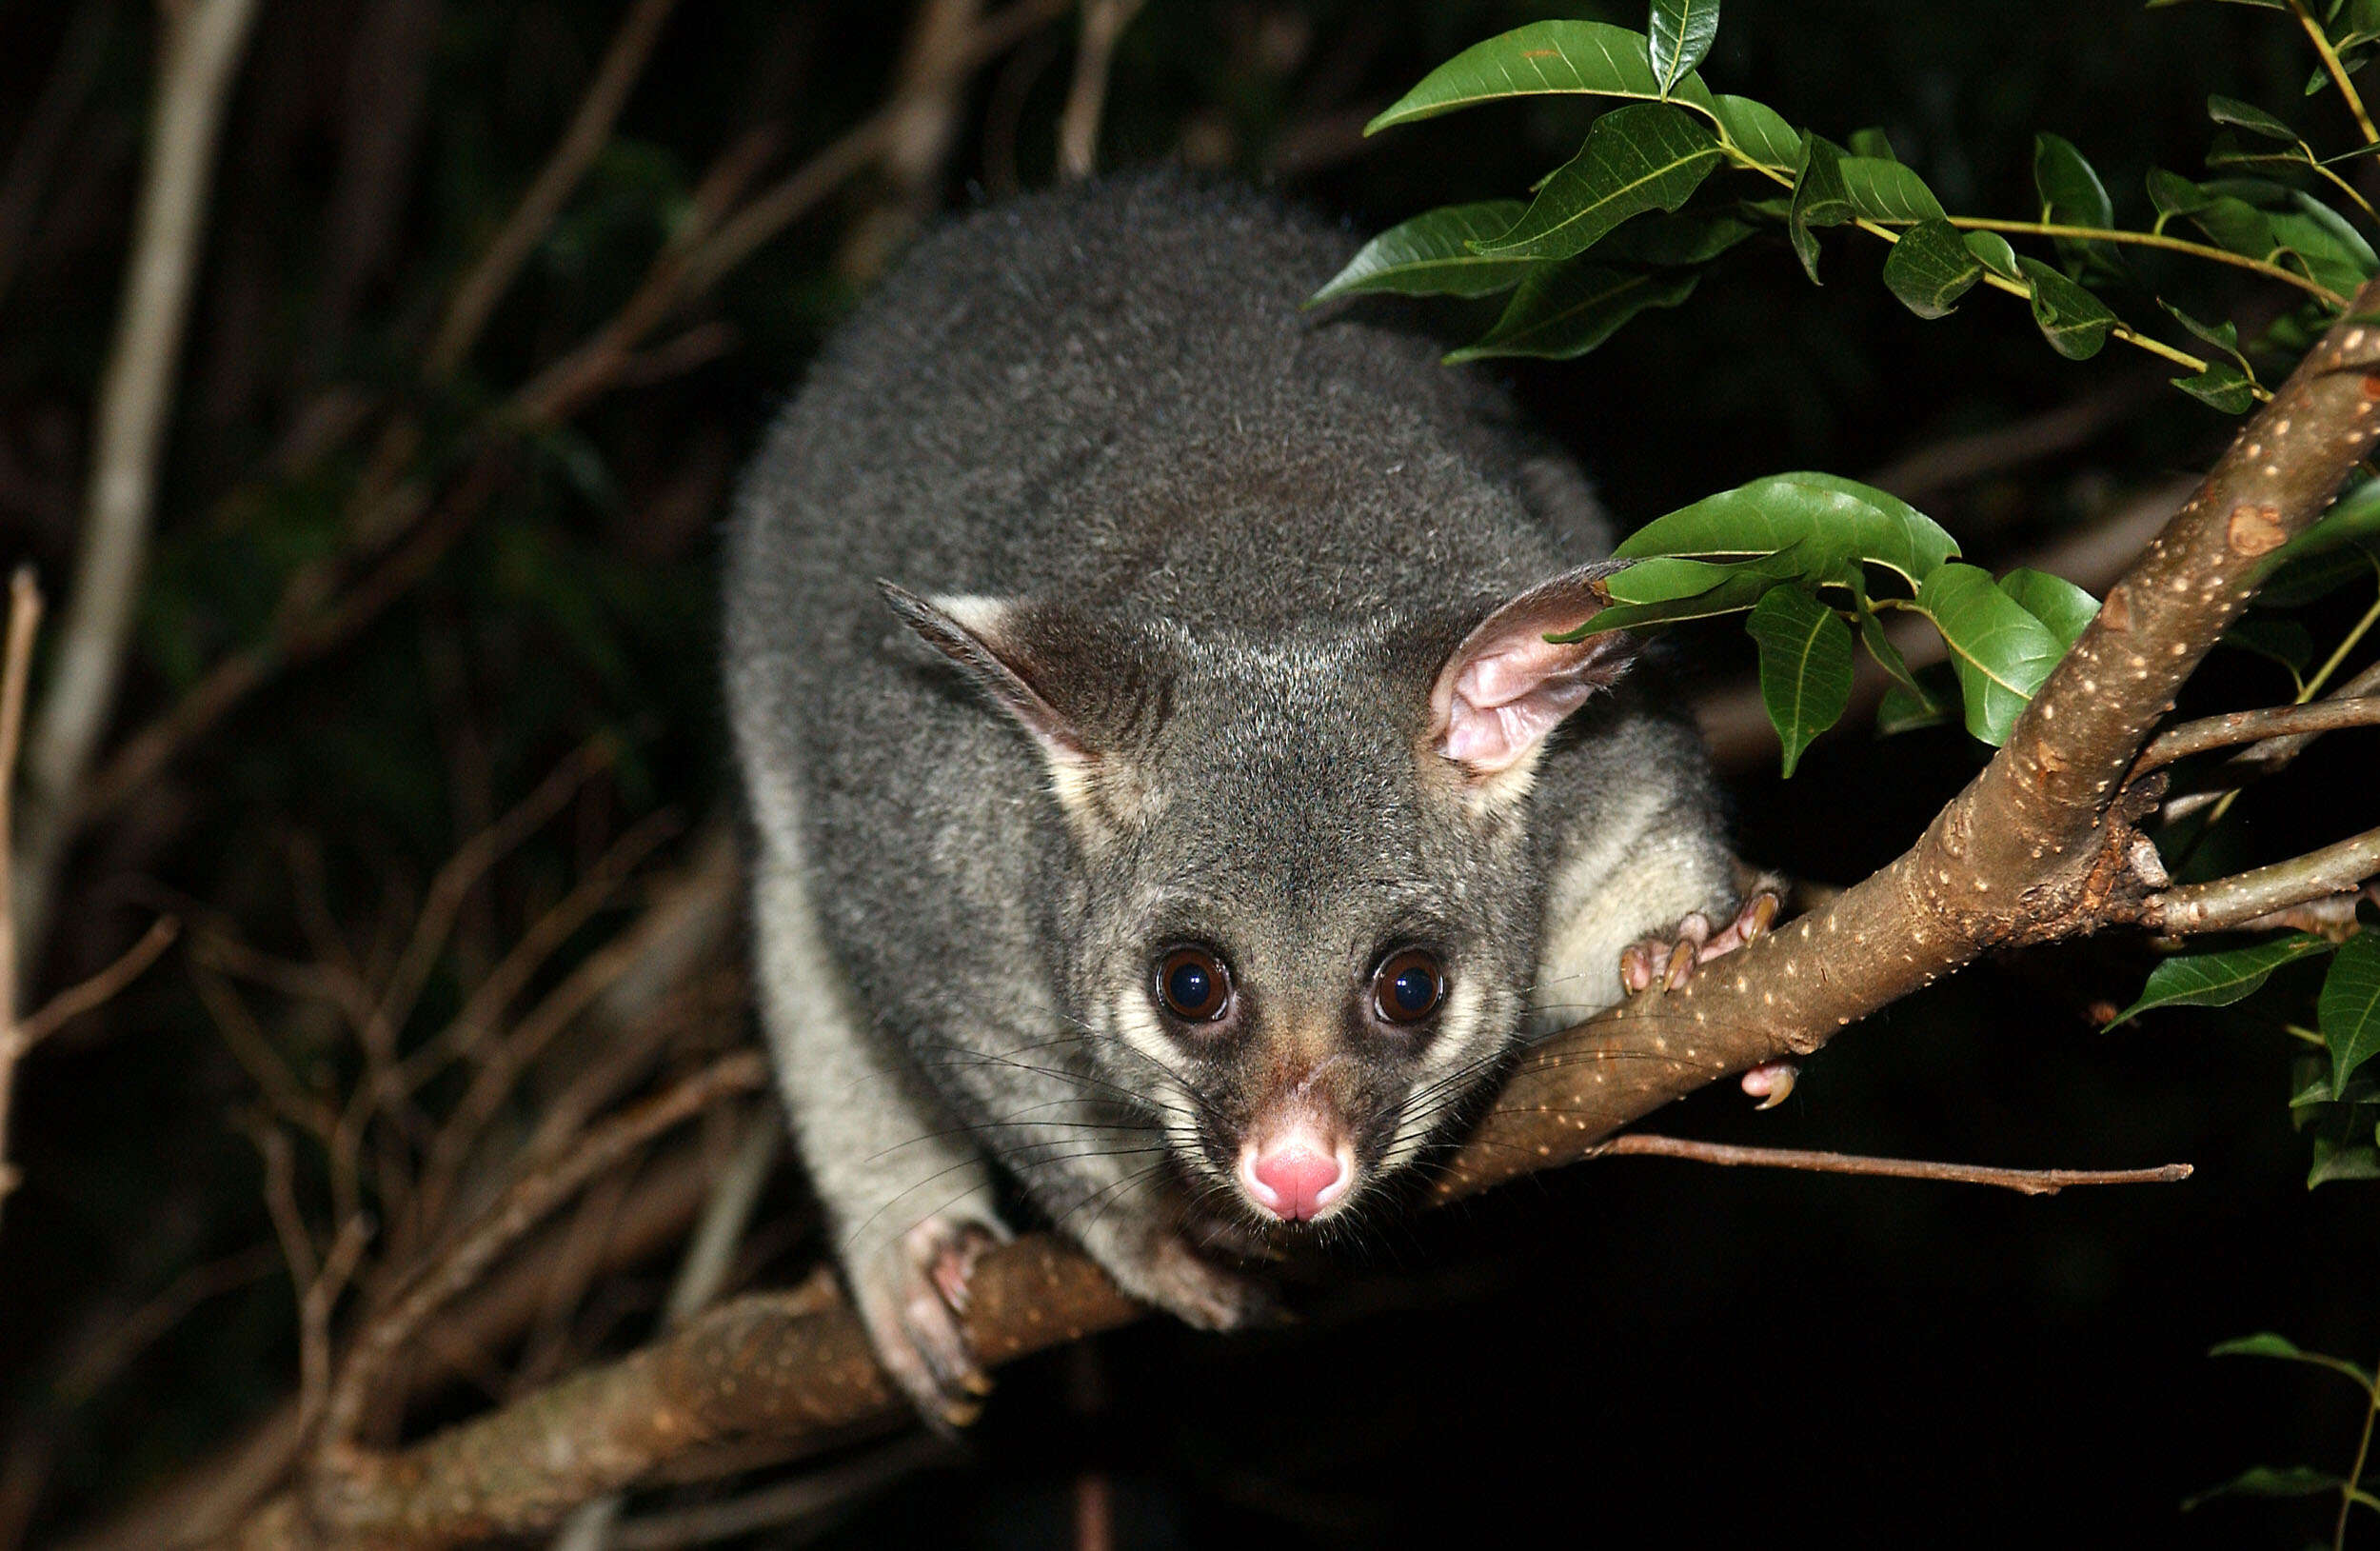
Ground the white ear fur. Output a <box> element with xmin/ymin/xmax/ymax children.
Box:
<box><xmin>1429</xmin><ymin>563</ymin><xmax>1636</xmax><ymax>778</ymax></box>
<box><xmin>877</xmin><ymin>584</ymin><xmax>1087</xmax><ymax>767</ymax></box>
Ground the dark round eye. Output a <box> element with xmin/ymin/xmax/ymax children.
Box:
<box><xmin>1158</xmin><ymin>946</ymin><xmax>1232</xmax><ymax>1022</ymax></box>
<box><xmin>1373</xmin><ymin>949</ymin><xmax>1444</xmax><ymax>1024</ymax></box>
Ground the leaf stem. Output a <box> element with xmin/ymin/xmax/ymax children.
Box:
<box><xmin>1950</xmin><ymin>216</ymin><xmax>2349</xmax><ymax>308</ymax></box>
<box><xmin>1733</xmin><ymin>155</ymin><xmax>2252</xmax><ymax>393</ymax></box>
<box><xmin>2291</xmin><ymin>0</ymin><xmax>2380</xmax><ymax>147</ymax></box>
<box><xmin>2336</xmin><ymin>1340</ymin><xmax>2380</xmax><ymax>1551</ymax></box>
<box><xmin>2313</xmin><ymin>157</ymin><xmax>2380</xmax><ymax>229</ymax></box>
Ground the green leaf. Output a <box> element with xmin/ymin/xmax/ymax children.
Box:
<box><xmin>1570</xmin><ymin>547</ymin><xmax>1813</xmax><ymax>635</ymax></box>
<box><xmin>1710</xmin><ymin>93</ymin><xmax>1800</xmax><ymax>168</ymax></box>
<box><xmin>1367</xmin><ymin>21</ymin><xmax>1716</xmax><ymax>133</ymax></box>
<box><xmin>1614</xmin><ymin>471</ymin><xmax>1960</xmax><ymax>588</ymax></box>
<box><xmin>2308</xmin><ymin>1118</ymin><xmax>2380</xmax><ymax>1185</ymax></box>
<box><xmin>1911</xmin><ymin>563</ymin><xmax>2067</xmax><ymax>743</ymax></box>
<box><xmin>2319</xmin><ymin>933</ymin><xmax>2380</xmax><ymax>1097</ymax></box>
<box><xmin>1309</xmin><ymin>202</ymin><xmax>1537</xmax><ymax>303</ymax></box>
<box><xmin>2147</xmin><ymin>167</ymin><xmax>2214</xmax><ymax>224</ymax></box>
<box><xmin>2172</xmin><ymin>360</ymin><xmax>2257</xmax><ymax>413</ymax></box>
<box><xmin>2034</xmin><ymin>132</ymin><xmax>2124</xmax><ymax>278</ymax></box>
<box><xmin>2221</xmin><ymin>616</ymin><xmax>2314</xmax><ymax>673</ymax></box>
<box><xmin>2210</xmin><ymin>1333</ymin><xmax>2380</xmax><ymax>1392</ymax></box>
<box><xmin>1789</xmin><ymin>132</ymin><xmax>1853</xmax><ymax>282</ymax></box>
<box><xmin>1595</xmin><ymin>209</ymin><xmax>1755</xmax><ymax>265</ymax></box>
<box><xmin>2267</xmin><ymin>191</ymin><xmax>2378</xmax><ymax>294</ymax></box>
<box><xmin>2034</xmin><ymin>132</ymin><xmax>2115</xmax><ymax>228</ymax></box>
<box><xmin>2158</xmin><ymin>298</ymin><xmax>2244</xmax><ymax>356</ymax></box>
<box><xmin>1847</xmin><ymin>126</ymin><xmax>1896</xmax><ymax>161</ymax></box>
<box><xmin>1837</xmin><ymin>156</ymin><xmax>1947</xmax><ymax>223</ymax></box>
<box><xmin>2182</xmin><ymin>1466</ymin><xmax>2345</xmax><ymax>1512</ymax></box>
<box><xmin>1882</xmin><ymin>219</ymin><xmax>1984</xmax><ymax>318</ymax></box>
<box><xmin>1648</xmin><ymin>0</ymin><xmax>1719</xmax><ymax>97</ymax></box>
<box><xmin>2206</xmin><ymin>129</ymin><xmax>2313</xmax><ymax>172</ymax></box>
<box><xmin>2260</xmin><ymin>542</ymin><xmax>2380</xmax><ymax>607</ymax></box>
<box><xmin>1445</xmin><ymin>263</ymin><xmax>1699</xmax><ymax>362</ymax></box>
<box><xmin>1874</xmin><ymin>664</ymin><xmax>1959</xmax><ymax>736</ymax></box>
<box><xmin>2015</xmin><ymin>256</ymin><xmax>2117</xmax><ymax>359</ymax></box>
<box><xmin>1997</xmin><ymin>567</ymin><xmax>2099</xmax><ymax>646</ymax></box>
<box><xmin>2110</xmin><ymin>933</ymin><xmax>2334</xmax><ymax>1024</ymax></box>
<box><xmin>1963</xmin><ymin>229</ymin><xmax>2021</xmax><ymax>279</ymax></box>
<box><xmin>2189</xmin><ymin>193</ymin><xmax>2277</xmax><ymax>262</ymax></box>
<box><xmin>1745</xmin><ymin>587</ymin><xmax>1854</xmax><ymax>777</ymax></box>
<box><xmin>1472</xmin><ymin>103</ymin><xmax>1723</xmax><ymax>260</ymax></box>
<box><xmin>2207</xmin><ymin>93</ymin><xmax>2298</xmax><ymax>139</ymax></box>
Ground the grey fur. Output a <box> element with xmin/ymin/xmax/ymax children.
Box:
<box><xmin>724</xmin><ymin>175</ymin><xmax>1735</xmax><ymax>1420</ymax></box>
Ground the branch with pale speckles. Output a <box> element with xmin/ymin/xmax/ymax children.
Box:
<box><xmin>202</xmin><ymin>287</ymin><xmax>2380</xmax><ymax>1551</ymax></box>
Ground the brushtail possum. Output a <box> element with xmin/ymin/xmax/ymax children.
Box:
<box><xmin>725</xmin><ymin>176</ymin><xmax>1761</xmax><ymax>1424</ymax></box>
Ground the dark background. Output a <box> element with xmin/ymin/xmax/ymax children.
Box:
<box><xmin>0</xmin><ymin>0</ymin><xmax>2372</xmax><ymax>1546</ymax></box>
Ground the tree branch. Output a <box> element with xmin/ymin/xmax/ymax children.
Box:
<box><xmin>2148</xmin><ymin>825</ymin><xmax>2380</xmax><ymax>933</ymax></box>
<box><xmin>2135</xmin><ymin>696</ymin><xmax>2380</xmax><ymax>773</ymax></box>
<box><xmin>15</xmin><ymin>0</ymin><xmax>262</xmax><ymax>957</ymax></box>
<box><xmin>1586</xmin><ymin>1134</ymin><xmax>2192</xmax><ymax>1195</ymax></box>
<box><xmin>425</xmin><ymin>0</ymin><xmax>684</xmax><ymax>378</ymax></box>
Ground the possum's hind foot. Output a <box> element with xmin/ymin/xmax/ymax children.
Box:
<box><xmin>1618</xmin><ymin>889</ymin><xmax>1796</xmax><ymax>1108</ymax></box>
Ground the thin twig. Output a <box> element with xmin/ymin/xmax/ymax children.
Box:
<box><xmin>426</xmin><ymin>0</ymin><xmax>683</xmax><ymax>375</ymax></box>
<box><xmin>1587</xmin><ymin>1134</ymin><xmax>2192</xmax><ymax>1196</ymax></box>
<box><xmin>15</xmin><ymin>0</ymin><xmax>263</xmax><ymax>959</ymax></box>
<box><xmin>2135</xmin><ymin>697</ymin><xmax>2380</xmax><ymax>773</ymax></box>
<box><xmin>549</xmin><ymin>1114</ymin><xmax>780</xmax><ymax>1551</ymax></box>
<box><xmin>16</xmin><ymin>916</ymin><xmax>180</xmax><ymax>1046</ymax></box>
<box><xmin>1056</xmin><ymin>0</ymin><xmax>1147</xmax><ymax>181</ymax></box>
<box><xmin>0</xmin><ymin>570</ymin><xmax>48</xmax><ymax>1224</ymax></box>
<box><xmin>607</xmin><ymin>1433</ymin><xmax>956</xmax><ymax>1551</ymax></box>
<box><xmin>2150</xmin><ymin>825</ymin><xmax>2380</xmax><ymax>933</ymax></box>
<box><xmin>316</xmin><ymin>1050</ymin><xmax>766</xmax><ymax>1456</ymax></box>
<box><xmin>295</xmin><ymin>1215</ymin><xmax>376</xmax><ymax>1443</ymax></box>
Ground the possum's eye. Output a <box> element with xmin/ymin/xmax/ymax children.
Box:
<box><xmin>1157</xmin><ymin>946</ymin><xmax>1233</xmax><ymax>1022</ymax></box>
<box><xmin>1371</xmin><ymin>949</ymin><xmax>1444</xmax><ymax>1025</ymax></box>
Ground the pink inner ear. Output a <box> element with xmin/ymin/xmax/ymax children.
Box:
<box><xmin>1438</xmin><ymin>630</ymin><xmax>1626</xmax><ymax>774</ymax></box>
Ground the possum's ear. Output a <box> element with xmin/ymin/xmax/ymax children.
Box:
<box><xmin>1428</xmin><ymin>561</ymin><xmax>1638</xmax><ymax>780</ymax></box>
<box><xmin>879</xmin><ymin>583</ymin><xmax>1093</xmax><ymax>766</ymax></box>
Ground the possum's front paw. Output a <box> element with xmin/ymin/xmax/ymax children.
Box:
<box><xmin>849</xmin><ymin>1211</ymin><xmax>1007</xmax><ymax>1429</ymax></box>
<box><xmin>1619</xmin><ymin>889</ymin><xmax>1798</xmax><ymax>1108</ymax></box>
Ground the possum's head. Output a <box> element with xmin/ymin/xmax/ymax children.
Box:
<box><xmin>881</xmin><ymin>564</ymin><xmax>1636</xmax><ymax>1229</ymax></box>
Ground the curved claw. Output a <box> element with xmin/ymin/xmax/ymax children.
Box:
<box><xmin>1740</xmin><ymin>1060</ymin><xmax>1798</xmax><ymax>1109</ymax></box>
<box><xmin>1620</xmin><ymin>890</ymin><xmax>1785</xmax><ymax>997</ymax></box>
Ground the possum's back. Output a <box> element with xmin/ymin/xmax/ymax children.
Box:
<box><xmin>725</xmin><ymin>174</ymin><xmax>1582</xmax><ymax>696</ymax></box>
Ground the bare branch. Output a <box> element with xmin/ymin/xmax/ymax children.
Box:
<box><xmin>15</xmin><ymin>0</ymin><xmax>263</xmax><ymax>955</ymax></box>
<box><xmin>0</xmin><ymin>570</ymin><xmax>49</xmax><ymax>1224</ymax></box>
<box><xmin>608</xmin><ymin>1433</ymin><xmax>954</xmax><ymax>1551</ymax></box>
<box><xmin>295</xmin><ymin>1216</ymin><xmax>376</xmax><ymax>1443</ymax></box>
<box><xmin>15</xmin><ymin>916</ymin><xmax>180</xmax><ymax>1046</ymax></box>
<box><xmin>2149</xmin><ymin>825</ymin><xmax>2380</xmax><ymax>933</ymax></box>
<box><xmin>316</xmin><ymin>1051</ymin><xmax>767</xmax><ymax>1457</ymax></box>
<box><xmin>1056</xmin><ymin>0</ymin><xmax>1148</xmax><ymax>181</ymax></box>
<box><xmin>426</xmin><ymin>0</ymin><xmax>684</xmax><ymax>376</ymax></box>
<box><xmin>2135</xmin><ymin>696</ymin><xmax>2380</xmax><ymax>773</ymax></box>
<box><xmin>1587</xmin><ymin>1134</ymin><xmax>2192</xmax><ymax>1195</ymax></box>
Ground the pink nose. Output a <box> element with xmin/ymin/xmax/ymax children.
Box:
<box><xmin>1244</xmin><ymin>1143</ymin><xmax>1348</xmax><ymax>1223</ymax></box>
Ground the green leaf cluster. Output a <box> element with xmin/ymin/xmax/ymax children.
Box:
<box><xmin>1553</xmin><ymin>472</ymin><xmax>2092</xmax><ymax>759</ymax></box>
<box><xmin>1330</xmin><ymin>0</ymin><xmax>2380</xmax><ymax>394</ymax></box>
